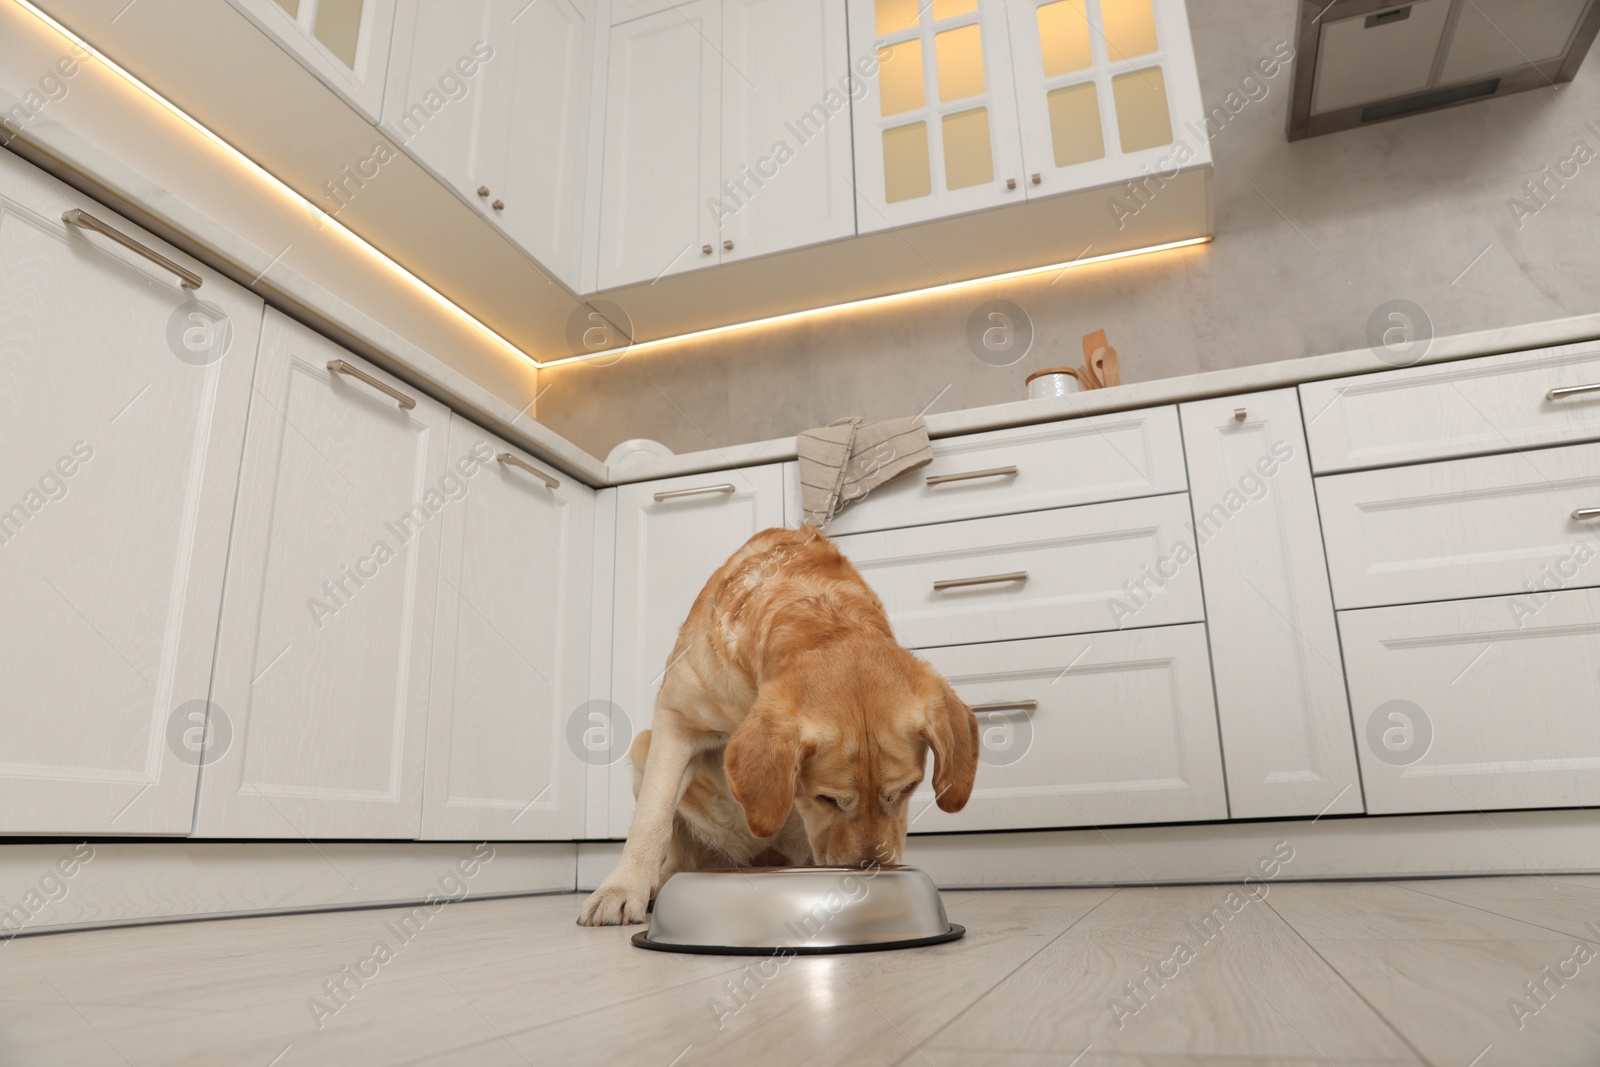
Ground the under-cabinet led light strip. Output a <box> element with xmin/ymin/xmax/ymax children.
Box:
<box><xmin>12</xmin><ymin>0</ymin><xmax>1209</xmax><ymax>372</ymax></box>
<box><xmin>537</xmin><ymin>236</ymin><xmax>1212</xmax><ymax>369</ymax></box>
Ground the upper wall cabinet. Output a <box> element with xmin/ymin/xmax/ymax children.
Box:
<box><xmin>228</xmin><ymin>0</ymin><xmax>397</xmax><ymax>122</ymax></box>
<box><xmin>595</xmin><ymin>0</ymin><xmax>856</xmax><ymax>290</ymax></box>
<box><xmin>849</xmin><ymin>0</ymin><xmax>1206</xmax><ymax>231</ymax></box>
<box><xmin>384</xmin><ymin>0</ymin><xmax>594</xmax><ymax>289</ymax></box>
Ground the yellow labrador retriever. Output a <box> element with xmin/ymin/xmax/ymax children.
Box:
<box><xmin>578</xmin><ymin>526</ymin><xmax>979</xmax><ymax>926</ymax></box>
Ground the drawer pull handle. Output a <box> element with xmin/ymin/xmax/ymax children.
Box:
<box><xmin>497</xmin><ymin>452</ymin><xmax>558</xmax><ymax>490</ymax></box>
<box><xmin>327</xmin><ymin>359</ymin><xmax>416</xmax><ymax>410</ymax></box>
<box><xmin>926</xmin><ymin>465</ymin><xmax>1019</xmax><ymax>487</ymax></box>
<box><xmin>970</xmin><ymin>699</ymin><xmax>1039</xmax><ymax>713</ymax></box>
<box><xmin>62</xmin><ymin>209</ymin><xmax>203</xmax><ymax>291</ymax></box>
<box><xmin>1548</xmin><ymin>383</ymin><xmax>1600</xmax><ymax>400</ymax></box>
<box><xmin>1576</xmin><ymin>508</ymin><xmax>1600</xmax><ymax>520</ymax></box>
<box><xmin>933</xmin><ymin>570</ymin><xmax>1028</xmax><ymax>591</ymax></box>
<box><xmin>1234</xmin><ymin>408</ymin><xmax>1247</xmax><ymax>422</ymax></box>
<box><xmin>654</xmin><ymin>483</ymin><xmax>736</xmax><ymax>502</ymax></box>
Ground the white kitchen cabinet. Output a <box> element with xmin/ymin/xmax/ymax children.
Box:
<box><xmin>1180</xmin><ymin>391</ymin><xmax>1362</xmax><ymax>820</ymax></box>
<box><xmin>818</xmin><ymin>406</ymin><xmax>1188</xmax><ymax>536</ymax></box>
<box><xmin>384</xmin><ymin>0</ymin><xmax>593</xmax><ymax>288</ymax></box>
<box><xmin>197</xmin><ymin>310</ymin><xmax>449</xmax><ymax>839</ymax></box>
<box><xmin>422</xmin><ymin>419</ymin><xmax>594</xmax><ymax>840</ymax></box>
<box><xmin>717</xmin><ymin>0</ymin><xmax>856</xmax><ymax>261</ymax></box>
<box><xmin>0</xmin><ymin>154</ymin><xmax>262</xmax><ymax>834</ymax></box>
<box><xmin>848</xmin><ymin>0</ymin><xmax>1026</xmax><ymax>230</ymax></box>
<box><xmin>596</xmin><ymin>0</ymin><xmax>855</xmax><ymax>288</ymax></box>
<box><xmin>915</xmin><ymin>625</ymin><xmax>1229</xmax><ymax>831</ymax></box>
<box><xmin>1005</xmin><ymin>0</ymin><xmax>1207</xmax><ymax>196</ymax></box>
<box><xmin>1300</xmin><ymin>343</ymin><xmax>1600</xmax><ymax>473</ymax></box>
<box><xmin>1341</xmin><ymin>588</ymin><xmax>1600</xmax><ymax>814</ymax></box>
<box><xmin>596</xmin><ymin>1</ymin><xmax>722</xmax><ymax>290</ymax></box>
<box><xmin>229</xmin><ymin>0</ymin><xmax>398</xmax><ymax>123</ymax></box>
<box><xmin>607</xmin><ymin>466</ymin><xmax>787</xmax><ymax>835</ymax></box>
<box><xmin>831</xmin><ymin>493</ymin><xmax>1204</xmax><ymax>649</ymax></box>
<box><xmin>1318</xmin><ymin>442</ymin><xmax>1600</xmax><ymax>610</ymax></box>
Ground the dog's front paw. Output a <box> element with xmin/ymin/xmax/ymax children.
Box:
<box><xmin>577</xmin><ymin>881</ymin><xmax>649</xmax><ymax>926</ymax></box>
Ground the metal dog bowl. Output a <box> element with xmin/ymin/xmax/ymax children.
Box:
<box><xmin>632</xmin><ymin>865</ymin><xmax>965</xmax><ymax>955</ymax></box>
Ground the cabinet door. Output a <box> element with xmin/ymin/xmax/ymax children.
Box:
<box><xmin>0</xmin><ymin>156</ymin><xmax>261</xmax><ymax>834</ymax></box>
<box><xmin>848</xmin><ymin>0</ymin><xmax>1026</xmax><ymax>231</ymax></box>
<box><xmin>1180</xmin><ymin>391</ymin><xmax>1363</xmax><ymax>820</ymax></box>
<box><xmin>915</xmin><ymin>626</ymin><xmax>1228</xmax><ymax>831</ymax></box>
<box><xmin>493</xmin><ymin>0</ymin><xmax>593</xmax><ymax>288</ymax></box>
<box><xmin>1005</xmin><ymin>0</ymin><xmax>1206</xmax><ymax>194</ymax></box>
<box><xmin>381</xmin><ymin>0</ymin><xmax>500</xmax><ymax>202</ymax></box>
<box><xmin>422</xmin><ymin>420</ymin><xmax>594</xmax><ymax>840</ymax></box>
<box><xmin>607</xmin><ymin>466</ymin><xmax>786</xmax><ymax>835</ymax></box>
<box><xmin>718</xmin><ymin>0</ymin><xmax>856</xmax><ymax>260</ymax></box>
<box><xmin>197</xmin><ymin>311</ymin><xmax>448</xmax><ymax>838</ymax></box>
<box><xmin>596</xmin><ymin>1</ymin><xmax>722</xmax><ymax>290</ymax></box>
<box><xmin>1341</xmin><ymin>588</ymin><xmax>1600</xmax><ymax>814</ymax></box>
<box><xmin>228</xmin><ymin>0</ymin><xmax>397</xmax><ymax>122</ymax></box>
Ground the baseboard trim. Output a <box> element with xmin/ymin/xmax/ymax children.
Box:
<box><xmin>8</xmin><ymin>810</ymin><xmax>1597</xmax><ymax>936</ymax></box>
<box><xmin>0</xmin><ymin>841</ymin><xmax>577</xmax><ymax>938</ymax></box>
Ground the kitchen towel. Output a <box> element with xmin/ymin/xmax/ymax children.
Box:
<box><xmin>797</xmin><ymin>416</ymin><xmax>932</xmax><ymax>528</ymax></box>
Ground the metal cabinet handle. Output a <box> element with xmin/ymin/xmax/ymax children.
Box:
<box><xmin>477</xmin><ymin>186</ymin><xmax>490</xmax><ymax>197</ymax></box>
<box><xmin>492</xmin><ymin>199</ymin><xmax>505</xmax><ymax>211</ymax></box>
<box><xmin>62</xmin><ymin>209</ymin><xmax>202</xmax><ymax>291</ymax></box>
<box><xmin>969</xmin><ymin>699</ymin><xmax>1039</xmax><ymax>713</ymax></box>
<box><xmin>1548</xmin><ymin>383</ymin><xmax>1600</xmax><ymax>400</ymax></box>
<box><xmin>653</xmin><ymin>483</ymin><xmax>736</xmax><ymax>502</ymax></box>
<box><xmin>1030</xmin><ymin>173</ymin><xmax>1041</xmax><ymax>184</ymax></box>
<box><xmin>701</xmin><ymin>244</ymin><xmax>714</xmax><ymax>255</ymax></box>
<box><xmin>933</xmin><ymin>570</ymin><xmax>1028</xmax><ymax>591</ymax></box>
<box><xmin>1234</xmin><ymin>408</ymin><xmax>1247</xmax><ymax>421</ymax></box>
<box><xmin>1576</xmin><ymin>508</ymin><xmax>1600</xmax><ymax>520</ymax></box>
<box><xmin>1005</xmin><ymin>177</ymin><xmax>1017</xmax><ymax>190</ymax></box>
<box><xmin>723</xmin><ymin>239</ymin><xmax>734</xmax><ymax>251</ymax></box>
<box><xmin>326</xmin><ymin>359</ymin><xmax>416</xmax><ymax>410</ymax></box>
<box><xmin>497</xmin><ymin>452</ymin><xmax>558</xmax><ymax>489</ymax></box>
<box><xmin>926</xmin><ymin>465</ymin><xmax>1019</xmax><ymax>487</ymax></box>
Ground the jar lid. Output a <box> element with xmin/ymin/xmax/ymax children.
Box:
<box><xmin>1025</xmin><ymin>367</ymin><xmax>1080</xmax><ymax>385</ymax></box>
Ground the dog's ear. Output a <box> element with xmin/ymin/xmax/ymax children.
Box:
<box><xmin>725</xmin><ymin>695</ymin><xmax>809</xmax><ymax>839</ymax></box>
<box><xmin>921</xmin><ymin>674</ymin><xmax>979</xmax><ymax>812</ymax></box>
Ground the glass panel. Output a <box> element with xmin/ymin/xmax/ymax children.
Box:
<box><xmin>1112</xmin><ymin>66</ymin><xmax>1172</xmax><ymax>152</ymax></box>
<box><xmin>942</xmin><ymin>108</ymin><xmax>994</xmax><ymax>190</ymax></box>
<box><xmin>932</xmin><ymin>0</ymin><xmax>978</xmax><ymax>18</ymax></box>
<box><xmin>1047</xmin><ymin>82</ymin><xmax>1105</xmax><ymax>166</ymax></box>
<box><xmin>273</xmin><ymin>0</ymin><xmax>300</xmax><ymax>15</ymax></box>
<box><xmin>884</xmin><ymin>123</ymin><xmax>933</xmax><ymax>202</ymax></box>
<box><xmin>1102</xmin><ymin>0</ymin><xmax>1159</xmax><ymax>60</ymax></box>
<box><xmin>314</xmin><ymin>0</ymin><xmax>364</xmax><ymax>69</ymax></box>
<box><xmin>879</xmin><ymin>41</ymin><xmax>926</xmax><ymax>117</ymax></box>
<box><xmin>875</xmin><ymin>0</ymin><xmax>920</xmax><ymax>36</ymax></box>
<box><xmin>1037</xmin><ymin>1</ymin><xmax>1092</xmax><ymax>76</ymax></box>
<box><xmin>935</xmin><ymin>24</ymin><xmax>986</xmax><ymax>102</ymax></box>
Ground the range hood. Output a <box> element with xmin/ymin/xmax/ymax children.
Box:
<box><xmin>1287</xmin><ymin>0</ymin><xmax>1600</xmax><ymax>139</ymax></box>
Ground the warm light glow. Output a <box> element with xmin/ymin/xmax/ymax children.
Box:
<box><xmin>10</xmin><ymin>0</ymin><xmax>1209</xmax><ymax>376</ymax></box>
<box><xmin>540</xmin><ymin>236</ymin><xmax>1211</xmax><ymax>369</ymax></box>
<box><xmin>9</xmin><ymin>0</ymin><xmax>538</xmax><ymax>371</ymax></box>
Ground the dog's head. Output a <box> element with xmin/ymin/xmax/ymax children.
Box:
<box><xmin>723</xmin><ymin>645</ymin><xmax>978</xmax><ymax>867</ymax></box>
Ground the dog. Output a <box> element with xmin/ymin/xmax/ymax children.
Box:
<box><xmin>578</xmin><ymin>525</ymin><xmax>979</xmax><ymax>926</ymax></box>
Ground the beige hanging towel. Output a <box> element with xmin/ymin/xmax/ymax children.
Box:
<box><xmin>797</xmin><ymin>415</ymin><xmax>933</xmax><ymax>529</ymax></box>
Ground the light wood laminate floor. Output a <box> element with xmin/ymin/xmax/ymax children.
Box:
<box><xmin>2</xmin><ymin>877</ymin><xmax>1598</xmax><ymax>1066</ymax></box>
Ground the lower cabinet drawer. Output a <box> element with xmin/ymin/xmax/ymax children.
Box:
<box><xmin>1340</xmin><ymin>587</ymin><xmax>1600</xmax><ymax>814</ymax></box>
<box><xmin>1317</xmin><ymin>442</ymin><xmax>1600</xmax><ymax>609</ymax></box>
<box><xmin>911</xmin><ymin>626</ymin><xmax>1229</xmax><ymax>832</ymax></box>
<box><xmin>831</xmin><ymin>493</ymin><xmax>1203</xmax><ymax>648</ymax></box>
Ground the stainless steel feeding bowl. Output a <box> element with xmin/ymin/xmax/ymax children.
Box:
<box><xmin>631</xmin><ymin>865</ymin><xmax>964</xmax><ymax>955</ymax></box>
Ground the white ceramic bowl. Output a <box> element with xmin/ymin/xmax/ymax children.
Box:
<box><xmin>632</xmin><ymin>865</ymin><xmax>964</xmax><ymax>955</ymax></box>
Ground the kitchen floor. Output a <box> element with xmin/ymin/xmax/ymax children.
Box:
<box><xmin>3</xmin><ymin>876</ymin><xmax>1598</xmax><ymax>1066</ymax></box>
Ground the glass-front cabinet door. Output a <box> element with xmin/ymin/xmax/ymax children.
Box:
<box><xmin>849</xmin><ymin>0</ymin><xmax>1027</xmax><ymax>231</ymax></box>
<box><xmin>1005</xmin><ymin>0</ymin><xmax>1205</xmax><ymax>196</ymax></box>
